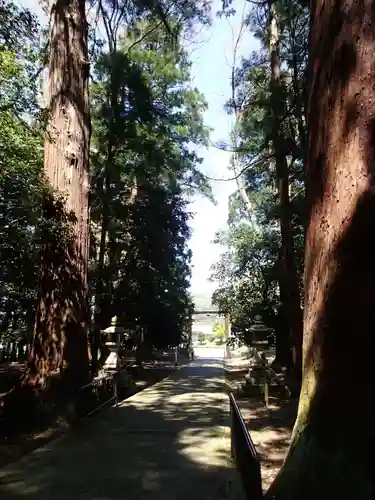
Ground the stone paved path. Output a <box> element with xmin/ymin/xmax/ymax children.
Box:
<box><xmin>0</xmin><ymin>353</ymin><xmax>245</xmax><ymax>500</ymax></box>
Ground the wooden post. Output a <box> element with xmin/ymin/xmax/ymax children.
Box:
<box><xmin>114</xmin><ymin>375</ymin><xmax>118</xmax><ymax>408</ymax></box>
<box><xmin>174</xmin><ymin>345</ymin><xmax>178</xmax><ymax>368</ymax></box>
<box><xmin>224</xmin><ymin>313</ymin><xmax>231</xmax><ymax>359</ymax></box>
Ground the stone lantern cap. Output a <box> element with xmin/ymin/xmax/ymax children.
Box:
<box><xmin>249</xmin><ymin>315</ymin><xmax>273</xmax><ymax>334</ymax></box>
<box><xmin>100</xmin><ymin>316</ymin><xmax>127</xmax><ymax>335</ymax></box>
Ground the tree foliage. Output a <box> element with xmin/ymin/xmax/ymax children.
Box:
<box><xmin>89</xmin><ymin>15</ymin><xmax>209</xmax><ymax>351</ymax></box>
<box><xmin>211</xmin><ymin>0</ymin><xmax>308</xmax><ymax>366</ymax></box>
<box><xmin>0</xmin><ymin>2</ymin><xmax>46</xmax><ymax>342</ymax></box>
<box><xmin>0</xmin><ymin>0</ymin><xmax>211</xmax><ymax>377</ymax></box>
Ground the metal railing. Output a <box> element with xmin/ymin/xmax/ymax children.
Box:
<box><xmin>76</xmin><ymin>372</ymin><xmax>119</xmax><ymax>419</ymax></box>
<box><xmin>229</xmin><ymin>392</ymin><xmax>263</xmax><ymax>500</ymax></box>
<box><xmin>1</xmin><ymin>371</ymin><xmax>126</xmax><ymax>432</ymax></box>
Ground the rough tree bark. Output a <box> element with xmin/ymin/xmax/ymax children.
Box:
<box><xmin>269</xmin><ymin>1</ymin><xmax>303</xmax><ymax>382</ymax></box>
<box><xmin>266</xmin><ymin>2</ymin><xmax>375</xmax><ymax>499</ymax></box>
<box><xmin>27</xmin><ymin>0</ymin><xmax>90</xmax><ymax>387</ymax></box>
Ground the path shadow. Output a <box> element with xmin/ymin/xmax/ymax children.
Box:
<box><xmin>0</xmin><ymin>358</ymin><xmax>241</xmax><ymax>500</ymax></box>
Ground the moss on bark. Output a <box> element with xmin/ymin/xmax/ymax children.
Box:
<box><xmin>266</xmin><ymin>420</ymin><xmax>375</xmax><ymax>500</ymax></box>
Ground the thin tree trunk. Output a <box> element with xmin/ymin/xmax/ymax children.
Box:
<box><xmin>91</xmin><ymin>173</ymin><xmax>110</xmax><ymax>374</ymax></box>
<box><xmin>291</xmin><ymin>51</ymin><xmax>307</xmax><ymax>162</ymax></box>
<box><xmin>27</xmin><ymin>0</ymin><xmax>90</xmax><ymax>387</ymax></box>
<box><xmin>91</xmin><ymin>56</ymin><xmax>138</xmax><ymax>372</ymax></box>
<box><xmin>274</xmin><ymin>256</ymin><xmax>293</xmax><ymax>369</ymax></box>
<box><xmin>266</xmin><ymin>2</ymin><xmax>375</xmax><ymax>499</ymax></box>
<box><xmin>269</xmin><ymin>1</ymin><xmax>303</xmax><ymax>383</ymax></box>
<box><xmin>230</xmin><ymin>26</ymin><xmax>258</xmax><ymax>229</ymax></box>
<box><xmin>91</xmin><ymin>54</ymin><xmax>122</xmax><ymax>372</ymax></box>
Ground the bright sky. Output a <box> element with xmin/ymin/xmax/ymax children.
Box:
<box><xmin>19</xmin><ymin>0</ymin><xmax>257</xmax><ymax>300</ymax></box>
<box><xmin>187</xmin><ymin>0</ymin><xmax>257</xmax><ymax>297</ymax></box>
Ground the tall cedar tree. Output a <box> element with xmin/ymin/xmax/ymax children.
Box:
<box><xmin>268</xmin><ymin>2</ymin><xmax>303</xmax><ymax>381</ymax></box>
<box><xmin>267</xmin><ymin>1</ymin><xmax>375</xmax><ymax>499</ymax></box>
<box><xmin>27</xmin><ymin>0</ymin><xmax>90</xmax><ymax>387</ymax></box>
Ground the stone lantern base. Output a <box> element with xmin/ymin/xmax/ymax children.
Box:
<box><xmin>243</xmin><ymin>345</ymin><xmax>291</xmax><ymax>402</ymax></box>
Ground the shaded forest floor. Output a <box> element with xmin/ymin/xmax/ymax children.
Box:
<box><xmin>0</xmin><ymin>354</ymin><xmax>188</xmax><ymax>469</ymax></box>
<box><xmin>225</xmin><ymin>357</ymin><xmax>298</xmax><ymax>492</ymax></box>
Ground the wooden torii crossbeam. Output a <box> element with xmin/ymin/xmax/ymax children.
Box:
<box><xmin>193</xmin><ymin>309</ymin><xmax>225</xmax><ymax>315</ymax></box>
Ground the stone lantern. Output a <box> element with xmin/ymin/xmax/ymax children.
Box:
<box><xmin>244</xmin><ymin>315</ymin><xmax>274</xmax><ymax>407</ymax></box>
<box><xmin>249</xmin><ymin>315</ymin><xmax>273</xmax><ymax>348</ymax></box>
<box><xmin>100</xmin><ymin>316</ymin><xmax>126</xmax><ymax>372</ymax></box>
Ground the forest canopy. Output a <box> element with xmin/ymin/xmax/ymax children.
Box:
<box><xmin>0</xmin><ymin>0</ymin><xmax>211</xmax><ymax>373</ymax></box>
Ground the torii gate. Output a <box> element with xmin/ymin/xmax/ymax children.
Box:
<box><xmin>192</xmin><ymin>309</ymin><xmax>231</xmax><ymax>358</ymax></box>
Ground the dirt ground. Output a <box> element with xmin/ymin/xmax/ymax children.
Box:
<box><xmin>225</xmin><ymin>358</ymin><xmax>298</xmax><ymax>493</ymax></box>
<box><xmin>0</xmin><ymin>356</ymin><xmax>186</xmax><ymax>468</ymax></box>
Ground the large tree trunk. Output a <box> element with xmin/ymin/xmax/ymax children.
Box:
<box><xmin>27</xmin><ymin>0</ymin><xmax>90</xmax><ymax>388</ymax></box>
<box><xmin>269</xmin><ymin>2</ymin><xmax>303</xmax><ymax>382</ymax></box>
<box><xmin>266</xmin><ymin>2</ymin><xmax>375</xmax><ymax>499</ymax></box>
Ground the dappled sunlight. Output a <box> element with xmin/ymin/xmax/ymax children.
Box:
<box><xmin>191</xmin><ymin>361</ymin><xmax>224</xmax><ymax>369</ymax></box>
<box><xmin>0</xmin><ymin>357</ymin><xmax>244</xmax><ymax>500</ymax></box>
<box><xmin>233</xmin><ymin>396</ymin><xmax>296</xmax><ymax>493</ymax></box>
<box><xmin>177</xmin><ymin>425</ymin><xmax>228</xmax><ymax>468</ymax></box>
<box><xmin>116</xmin><ymin>360</ymin><xmax>228</xmax><ymax>431</ymax></box>
<box><xmin>116</xmin><ymin>383</ymin><xmax>228</xmax><ymax>429</ymax></box>
<box><xmin>168</xmin><ymin>389</ymin><xmax>226</xmax><ymax>407</ymax></box>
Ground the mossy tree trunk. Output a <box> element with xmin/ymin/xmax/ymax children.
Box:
<box><xmin>266</xmin><ymin>1</ymin><xmax>375</xmax><ymax>499</ymax></box>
